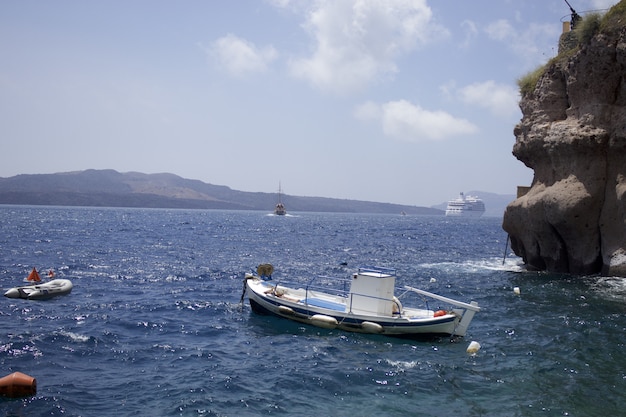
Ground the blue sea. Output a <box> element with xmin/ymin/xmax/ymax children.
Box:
<box><xmin>1</xmin><ymin>206</ymin><xmax>625</xmax><ymax>416</ymax></box>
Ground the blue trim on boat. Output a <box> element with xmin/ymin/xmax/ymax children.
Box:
<box><xmin>251</xmin><ymin>294</ymin><xmax>458</xmax><ymax>328</ymax></box>
<box><xmin>303</xmin><ymin>298</ymin><xmax>345</xmax><ymax>311</ymax></box>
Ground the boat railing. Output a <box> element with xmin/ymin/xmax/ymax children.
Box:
<box><xmin>272</xmin><ymin>274</ymin><xmax>352</xmax><ymax>300</ymax></box>
<box><xmin>303</xmin><ymin>275</ymin><xmax>351</xmax><ymax>299</ymax></box>
<box><xmin>358</xmin><ymin>265</ymin><xmax>396</xmax><ymax>276</ymax></box>
<box><xmin>402</xmin><ymin>286</ymin><xmax>481</xmax><ymax>312</ymax></box>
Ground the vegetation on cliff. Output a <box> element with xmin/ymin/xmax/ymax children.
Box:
<box><xmin>504</xmin><ymin>0</ymin><xmax>626</xmax><ymax>276</ymax></box>
<box><xmin>517</xmin><ymin>1</ymin><xmax>626</xmax><ymax>97</ymax></box>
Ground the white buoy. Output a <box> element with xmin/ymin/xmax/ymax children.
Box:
<box><xmin>310</xmin><ymin>314</ymin><xmax>338</xmax><ymax>329</ymax></box>
<box><xmin>513</xmin><ymin>287</ymin><xmax>521</xmax><ymax>295</ymax></box>
<box><xmin>361</xmin><ymin>321</ymin><xmax>384</xmax><ymax>333</ymax></box>
<box><xmin>278</xmin><ymin>305</ymin><xmax>296</xmax><ymax>315</ymax></box>
<box><xmin>466</xmin><ymin>341</ymin><xmax>481</xmax><ymax>354</ymax></box>
<box><xmin>429</xmin><ymin>277</ymin><xmax>437</xmax><ymax>283</ymax></box>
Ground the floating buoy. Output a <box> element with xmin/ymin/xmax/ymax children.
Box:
<box><xmin>310</xmin><ymin>314</ymin><xmax>338</xmax><ymax>329</ymax></box>
<box><xmin>278</xmin><ymin>305</ymin><xmax>296</xmax><ymax>315</ymax></box>
<box><xmin>513</xmin><ymin>287</ymin><xmax>521</xmax><ymax>295</ymax></box>
<box><xmin>429</xmin><ymin>277</ymin><xmax>437</xmax><ymax>283</ymax></box>
<box><xmin>433</xmin><ymin>310</ymin><xmax>447</xmax><ymax>317</ymax></box>
<box><xmin>466</xmin><ymin>341</ymin><xmax>481</xmax><ymax>355</ymax></box>
<box><xmin>0</xmin><ymin>372</ymin><xmax>37</xmax><ymax>398</ymax></box>
<box><xmin>361</xmin><ymin>321</ymin><xmax>384</xmax><ymax>333</ymax></box>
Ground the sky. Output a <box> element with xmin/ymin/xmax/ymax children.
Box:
<box><xmin>0</xmin><ymin>0</ymin><xmax>620</xmax><ymax>207</ymax></box>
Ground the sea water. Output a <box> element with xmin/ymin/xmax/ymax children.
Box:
<box><xmin>0</xmin><ymin>206</ymin><xmax>624</xmax><ymax>416</ymax></box>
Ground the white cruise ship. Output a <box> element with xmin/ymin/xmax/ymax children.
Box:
<box><xmin>445</xmin><ymin>192</ymin><xmax>485</xmax><ymax>217</ymax></box>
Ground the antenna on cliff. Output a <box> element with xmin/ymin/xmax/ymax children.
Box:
<box><xmin>563</xmin><ymin>0</ymin><xmax>581</xmax><ymax>29</ymax></box>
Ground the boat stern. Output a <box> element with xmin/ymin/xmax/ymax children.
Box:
<box><xmin>452</xmin><ymin>301</ymin><xmax>480</xmax><ymax>337</ymax></box>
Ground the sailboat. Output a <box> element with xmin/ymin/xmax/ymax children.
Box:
<box><xmin>274</xmin><ymin>182</ymin><xmax>286</xmax><ymax>215</ymax></box>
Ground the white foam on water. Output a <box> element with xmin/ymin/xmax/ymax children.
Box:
<box><xmin>419</xmin><ymin>257</ymin><xmax>524</xmax><ymax>273</ymax></box>
<box><xmin>589</xmin><ymin>276</ymin><xmax>626</xmax><ymax>302</ymax></box>
<box><xmin>58</xmin><ymin>330</ymin><xmax>90</xmax><ymax>343</ymax></box>
<box><xmin>385</xmin><ymin>359</ymin><xmax>419</xmax><ymax>372</ymax></box>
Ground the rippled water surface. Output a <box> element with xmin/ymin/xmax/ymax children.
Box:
<box><xmin>0</xmin><ymin>206</ymin><xmax>624</xmax><ymax>416</ymax></box>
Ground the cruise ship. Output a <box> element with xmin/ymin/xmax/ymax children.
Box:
<box><xmin>445</xmin><ymin>192</ymin><xmax>485</xmax><ymax>217</ymax></box>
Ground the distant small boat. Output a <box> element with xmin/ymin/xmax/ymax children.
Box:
<box><xmin>5</xmin><ymin>269</ymin><xmax>73</xmax><ymax>300</ymax></box>
<box><xmin>274</xmin><ymin>182</ymin><xmax>286</xmax><ymax>215</ymax></box>
<box><xmin>445</xmin><ymin>192</ymin><xmax>485</xmax><ymax>217</ymax></box>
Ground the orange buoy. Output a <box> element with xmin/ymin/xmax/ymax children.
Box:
<box><xmin>0</xmin><ymin>372</ymin><xmax>37</xmax><ymax>398</ymax></box>
<box><xmin>27</xmin><ymin>267</ymin><xmax>41</xmax><ymax>283</ymax></box>
<box><xmin>433</xmin><ymin>310</ymin><xmax>447</xmax><ymax>317</ymax></box>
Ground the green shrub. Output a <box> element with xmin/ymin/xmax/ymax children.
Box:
<box><xmin>515</xmin><ymin>2</ymin><xmax>626</xmax><ymax>98</ymax></box>
<box><xmin>599</xmin><ymin>1</ymin><xmax>626</xmax><ymax>33</ymax></box>
<box><xmin>576</xmin><ymin>13</ymin><xmax>602</xmax><ymax>44</ymax></box>
<box><xmin>517</xmin><ymin>65</ymin><xmax>545</xmax><ymax>97</ymax></box>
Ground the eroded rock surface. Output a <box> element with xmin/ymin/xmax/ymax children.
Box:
<box><xmin>503</xmin><ymin>20</ymin><xmax>626</xmax><ymax>276</ymax></box>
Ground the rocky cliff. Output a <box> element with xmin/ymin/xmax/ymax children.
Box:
<box><xmin>503</xmin><ymin>3</ymin><xmax>626</xmax><ymax>276</ymax></box>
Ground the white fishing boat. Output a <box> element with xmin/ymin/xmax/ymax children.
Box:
<box><xmin>4</xmin><ymin>279</ymin><xmax>73</xmax><ymax>300</ymax></box>
<box><xmin>445</xmin><ymin>192</ymin><xmax>485</xmax><ymax>217</ymax></box>
<box><xmin>243</xmin><ymin>265</ymin><xmax>480</xmax><ymax>338</ymax></box>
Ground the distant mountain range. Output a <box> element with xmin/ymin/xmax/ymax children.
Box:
<box><xmin>0</xmin><ymin>169</ymin><xmax>514</xmax><ymax>216</ymax></box>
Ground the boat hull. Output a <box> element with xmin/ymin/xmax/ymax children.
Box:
<box><xmin>245</xmin><ymin>278</ymin><xmax>465</xmax><ymax>337</ymax></box>
<box><xmin>4</xmin><ymin>279</ymin><xmax>73</xmax><ymax>300</ymax></box>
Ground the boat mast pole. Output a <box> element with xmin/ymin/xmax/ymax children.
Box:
<box><xmin>502</xmin><ymin>234</ymin><xmax>510</xmax><ymax>265</ymax></box>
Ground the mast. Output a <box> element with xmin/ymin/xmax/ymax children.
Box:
<box><xmin>274</xmin><ymin>181</ymin><xmax>286</xmax><ymax>215</ymax></box>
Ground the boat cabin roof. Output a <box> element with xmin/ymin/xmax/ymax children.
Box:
<box><xmin>357</xmin><ymin>266</ymin><xmax>395</xmax><ymax>278</ymax></box>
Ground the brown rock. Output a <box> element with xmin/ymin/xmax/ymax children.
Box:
<box><xmin>503</xmin><ymin>13</ymin><xmax>626</xmax><ymax>276</ymax></box>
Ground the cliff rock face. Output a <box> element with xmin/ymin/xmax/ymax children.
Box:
<box><xmin>503</xmin><ymin>16</ymin><xmax>626</xmax><ymax>276</ymax></box>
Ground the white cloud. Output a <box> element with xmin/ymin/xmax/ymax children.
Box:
<box><xmin>288</xmin><ymin>0</ymin><xmax>449</xmax><ymax>94</ymax></box>
<box><xmin>485</xmin><ymin>19</ymin><xmax>558</xmax><ymax>65</ymax></box>
<box><xmin>459</xmin><ymin>19</ymin><xmax>479</xmax><ymax>49</ymax></box>
<box><xmin>458</xmin><ymin>80</ymin><xmax>520</xmax><ymax>117</ymax></box>
<box><xmin>209</xmin><ymin>34</ymin><xmax>278</xmax><ymax>77</ymax></box>
<box><xmin>590</xmin><ymin>0</ymin><xmax>620</xmax><ymax>9</ymax></box>
<box><xmin>355</xmin><ymin>99</ymin><xmax>477</xmax><ymax>142</ymax></box>
<box><xmin>353</xmin><ymin>100</ymin><xmax>381</xmax><ymax>121</ymax></box>
<box><xmin>484</xmin><ymin>19</ymin><xmax>513</xmax><ymax>42</ymax></box>
<box><xmin>265</xmin><ymin>0</ymin><xmax>292</xmax><ymax>8</ymax></box>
